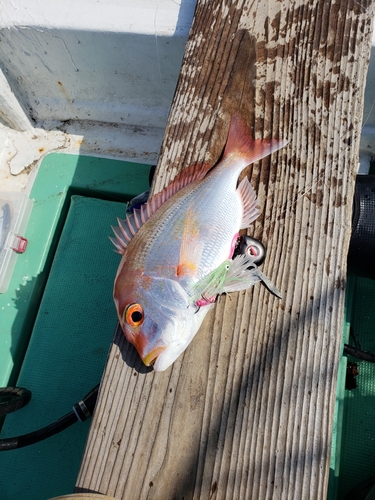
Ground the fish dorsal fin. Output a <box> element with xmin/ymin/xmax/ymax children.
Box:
<box><xmin>237</xmin><ymin>176</ymin><xmax>260</xmax><ymax>228</ymax></box>
<box><xmin>110</xmin><ymin>162</ymin><xmax>212</xmax><ymax>254</ymax></box>
<box><xmin>109</xmin><ymin>209</ymin><xmax>144</xmax><ymax>254</ymax></box>
<box><xmin>162</xmin><ymin>161</ymin><xmax>214</xmax><ymax>197</ymax></box>
<box><xmin>222</xmin><ymin>114</ymin><xmax>288</xmax><ymax>169</ymax></box>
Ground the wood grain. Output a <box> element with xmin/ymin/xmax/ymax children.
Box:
<box><xmin>76</xmin><ymin>0</ymin><xmax>375</xmax><ymax>498</ymax></box>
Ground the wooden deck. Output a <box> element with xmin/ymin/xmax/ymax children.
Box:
<box><xmin>76</xmin><ymin>1</ymin><xmax>374</xmax><ymax>498</ymax></box>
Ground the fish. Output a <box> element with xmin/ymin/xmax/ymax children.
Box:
<box><xmin>111</xmin><ymin>114</ymin><xmax>288</xmax><ymax>371</ymax></box>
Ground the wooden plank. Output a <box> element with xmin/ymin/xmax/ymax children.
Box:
<box><xmin>76</xmin><ymin>1</ymin><xmax>374</xmax><ymax>499</ymax></box>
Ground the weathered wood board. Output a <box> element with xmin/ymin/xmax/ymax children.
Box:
<box><xmin>76</xmin><ymin>1</ymin><xmax>374</xmax><ymax>498</ymax></box>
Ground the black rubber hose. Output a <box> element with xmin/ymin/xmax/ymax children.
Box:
<box><xmin>0</xmin><ymin>387</ymin><xmax>32</xmax><ymax>416</ymax></box>
<box><xmin>0</xmin><ymin>385</ymin><xmax>99</xmax><ymax>451</ymax></box>
<box><xmin>344</xmin><ymin>344</ymin><xmax>375</xmax><ymax>363</ymax></box>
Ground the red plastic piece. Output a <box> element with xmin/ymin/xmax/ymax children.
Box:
<box><xmin>12</xmin><ymin>236</ymin><xmax>28</xmax><ymax>253</ymax></box>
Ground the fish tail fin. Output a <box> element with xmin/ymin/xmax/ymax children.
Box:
<box><xmin>222</xmin><ymin>114</ymin><xmax>288</xmax><ymax>168</ymax></box>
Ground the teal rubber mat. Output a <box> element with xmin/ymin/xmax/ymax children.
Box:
<box><xmin>0</xmin><ymin>195</ymin><xmax>127</xmax><ymax>499</ymax></box>
<box><xmin>0</xmin><ymin>153</ymin><xmax>150</xmax><ymax>389</ymax></box>
<box><xmin>337</xmin><ymin>276</ymin><xmax>375</xmax><ymax>498</ymax></box>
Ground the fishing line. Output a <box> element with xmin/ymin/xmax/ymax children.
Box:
<box><xmin>252</xmin><ymin>0</ymin><xmax>374</xmax><ymax>232</ymax></box>
<box><xmin>254</xmin><ymin>91</ymin><xmax>375</xmax><ymax>235</ymax></box>
<box><xmin>252</xmin><ymin>154</ymin><xmax>327</xmax><ymax>236</ymax></box>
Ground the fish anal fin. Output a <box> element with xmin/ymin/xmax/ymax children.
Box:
<box><xmin>223</xmin><ymin>114</ymin><xmax>288</xmax><ymax>167</ymax></box>
<box><xmin>237</xmin><ymin>177</ymin><xmax>260</xmax><ymax>228</ymax></box>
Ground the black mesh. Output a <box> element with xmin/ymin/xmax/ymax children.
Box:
<box><xmin>348</xmin><ymin>175</ymin><xmax>375</xmax><ymax>280</ymax></box>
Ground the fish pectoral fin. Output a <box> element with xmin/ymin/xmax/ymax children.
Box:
<box><xmin>237</xmin><ymin>177</ymin><xmax>260</xmax><ymax>228</ymax></box>
<box><xmin>177</xmin><ymin>261</ymin><xmax>199</xmax><ymax>277</ymax></box>
<box><xmin>176</xmin><ymin>206</ymin><xmax>203</xmax><ymax>278</ymax></box>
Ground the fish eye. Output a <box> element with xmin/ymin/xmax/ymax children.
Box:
<box><xmin>124</xmin><ymin>303</ymin><xmax>144</xmax><ymax>327</ymax></box>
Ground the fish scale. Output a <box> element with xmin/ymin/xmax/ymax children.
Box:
<box><xmin>147</xmin><ymin>181</ymin><xmax>237</xmax><ymax>278</ymax></box>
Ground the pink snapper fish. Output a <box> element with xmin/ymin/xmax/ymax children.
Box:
<box><xmin>111</xmin><ymin>114</ymin><xmax>287</xmax><ymax>371</ymax></box>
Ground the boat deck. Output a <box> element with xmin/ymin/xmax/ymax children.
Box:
<box><xmin>75</xmin><ymin>1</ymin><xmax>375</xmax><ymax>499</ymax></box>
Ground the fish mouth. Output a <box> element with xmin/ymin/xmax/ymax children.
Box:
<box><xmin>142</xmin><ymin>346</ymin><xmax>167</xmax><ymax>367</ymax></box>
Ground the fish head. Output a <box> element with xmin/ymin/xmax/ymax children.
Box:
<box><xmin>114</xmin><ymin>271</ymin><xmax>209</xmax><ymax>371</ymax></box>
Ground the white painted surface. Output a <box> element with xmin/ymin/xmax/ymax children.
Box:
<box><xmin>0</xmin><ymin>0</ymin><xmax>196</xmax><ymax>127</ymax></box>
<box><xmin>0</xmin><ymin>0</ymin><xmax>194</xmax><ymax>35</ymax></box>
<box><xmin>0</xmin><ymin>27</ymin><xmax>187</xmax><ymax>127</ymax></box>
<box><xmin>0</xmin><ymin>69</ymin><xmax>34</xmax><ymax>132</ymax></box>
<box><xmin>0</xmin><ymin>0</ymin><xmax>196</xmax><ymax>191</ymax></box>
